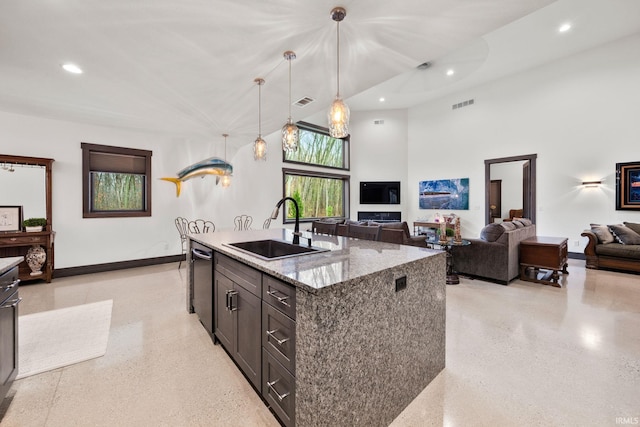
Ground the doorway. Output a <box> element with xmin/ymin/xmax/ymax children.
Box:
<box><xmin>484</xmin><ymin>154</ymin><xmax>537</xmax><ymax>225</ymax></box>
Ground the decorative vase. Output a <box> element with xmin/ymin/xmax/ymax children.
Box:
<box><xmin>26</xmin><ymin>245</ymin><xmax>46</xmax><ymax>276</ymax></box>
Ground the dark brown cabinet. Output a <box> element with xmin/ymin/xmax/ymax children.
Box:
<box><xmin>214</xmin><ymin>253</ymin><xmax>262</xmax><ymax>390</ymax></box>
<box><xmin>262</xmin><ymin>276</ymin><xmax>297</xmax><ymax>427</ymax></box>
<box><xmin>1</xmin><ymin>265</ymin><xmax>20</xmax><ymax>401</ymax></box>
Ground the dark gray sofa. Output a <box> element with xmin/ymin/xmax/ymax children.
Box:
<box><xmin>581</xmin><ymin>221</ymin><xmax>640</xmax><ymax>273</ymax></box>
<box><xmin>451</xmin><ymin>219</ymin><xmax>536</xmax><ymax>284</ymax></box>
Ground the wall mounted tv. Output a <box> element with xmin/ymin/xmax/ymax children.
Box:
<box><xmin>360</xmin><ymin>181</ymin><xmax>401</xmax><ymax>204</ymax></box>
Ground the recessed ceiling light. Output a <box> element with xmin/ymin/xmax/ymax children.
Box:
<box><xmin>379</xmin><ymin>97</ymin><xmax>385</xmax><ymax>102</ymax></box>
<box><xmin>446</xmin><ymin>69</ymin><xmax>455</xmax><ymax>76</ymax></box>
<box><xmin>558</xmin><ymin>23</ymin><xmax>572</xmax><ymax>33</ymax></box>
<box><xmin>62</xmin><ymin>63</ymin><xmax>83</xmax><ymax>74</ymax></box>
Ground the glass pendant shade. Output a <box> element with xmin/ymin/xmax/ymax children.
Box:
<box><xmin>282</xmin><ymin>120</ymin><xmax>299</xmax><ymax>152</ymax></box>
<box><xmin>328</xmin><ymin>96</ymin><xmax>350</xmax><ymax>138</ymax></box>
<box><xmin>253</xmin><ymin>77</ymin><xmax>267</xmax><ymax>161</ymax></box>
<box><xmin>254</xmin><ymin>136</ymin><xmax>267</xmax><ymax>160</ymax></box>
<box><xmin>328</xmin><ymin>7</ymin><xmax>349</xmax><ymax>139</ymax></box>
<box><xmin>282</xmin><ymin>50</ymin><xmax>299</xmax><ymax>152</ymax></box>
<box><xmin>221</xmin><ymin>133</ymin><xmax>231</xmax><ymax>187</ymax></box>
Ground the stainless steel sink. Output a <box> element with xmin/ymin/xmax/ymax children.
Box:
<box><xmin>224</xmin><ymin>239</ymin><xmax>328</xmax><ymax>261</ymax></box>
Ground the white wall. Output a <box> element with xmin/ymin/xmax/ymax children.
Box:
<box><xmin>0</xmin><ymin>112</ymin><xmax>200</xmax><ymax>268</ymax></box>
<box><xmin>407</xmin><ymin>33</ymin><xmax>640</xmax><ymax>251</ymax></box>
<box><xmin>348</xmin><ymin>109</ymin><xmax>409</xmax><ymax>220</ymax></box>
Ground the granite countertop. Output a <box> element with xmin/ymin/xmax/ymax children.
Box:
<box><xmin>0</xmin><ymin>256</ymin><xmax>24</xmax><ymax>275</ymax></box>
<box><xmin>190</xmin><ymin>228</ymin><xmax>442</xmax><ymax>293</ymax></box>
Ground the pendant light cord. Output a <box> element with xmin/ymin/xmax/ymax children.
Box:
<box><xmin>336</xmin><ymin>20</ymin><xmax>340</xmax><ymax>98</ymax></box>
<box><xmin>288</xmin><ymin>57</ymin><xmax>292</xmax><ymax>120</ymax></box>
<box><xmin>258</xmin><ymin>82</ymin><xmax>262</xmax><ymax>136</ymax></box>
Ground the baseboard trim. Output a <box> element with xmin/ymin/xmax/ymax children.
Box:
<box><xmin>568</xmin><ymin>252</ymin><xmax>585</xmax><ymax>260</ymax></box>
<box><xmin>54</xmin><ymin>255</ymin><xmax>185</xmax><ymax>278</ymax></box>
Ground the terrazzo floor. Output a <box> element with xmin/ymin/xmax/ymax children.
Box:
<box><xmin>1</xmin><ymin>259</ymin><xmax>638</xmax><ymax>426</ymax></box>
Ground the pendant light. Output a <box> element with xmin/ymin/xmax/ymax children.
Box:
<box><xmin>220</xmin><ymin>133</ymin><xmax>231</xmax><ymax>188</ymax></box>
<box><xmin>328</xmin><ymin>7</ymin><xmax>350</xmax><ymax>138</ymax></box>
<box><xmin>282</xmin><ymin>50</ymin><xmax>299</xmax><ymax>152</ymax></box>
<box><xmin>253</xmin><ymin>78</ymin><xmax>267</xmax><ymax>161</ymax></box>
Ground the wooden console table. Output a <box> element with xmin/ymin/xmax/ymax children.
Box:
<box><xmin>0</xmin><ymin>231</ymin><xmax>55</xmax><ymax>283</ymax></box>
<box><xmin>519</xmin><ymin>236</ymin><xmax>568</xmax><ymax>287</ymax></box>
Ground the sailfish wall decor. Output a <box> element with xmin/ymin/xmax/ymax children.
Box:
<box><xmin>161</xmin><ymin>157</ymin><xmax>233</xmax><ymax>197</ymax></box>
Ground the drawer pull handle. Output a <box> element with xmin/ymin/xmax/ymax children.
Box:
<box><xmin>266</xmin><ymin>329</ymin><xmax>290</xmax><ymax>346</ymax></box>
<box><xmin>266</xmin><ymin>289</ymin><xmax>290</xmax><ymax>307</ymax></box>
<box><xmin>1</xmin><ymin>297</ymin><xmax>22</xmax><ymax>309</ymax></box>
<box><xmin>3</xmin><ymin>279</ymin><xmax>20</xmax><ymax>292</ymax></box>
<box><xmin>10</xmin><ymin>238</ymin><xmax>17</xmax><ymax>241</ymax></box>
<box><xmin>266</xmin><ymin>379</ymin><xmax>290</xmax><ymax>402</ymax></box>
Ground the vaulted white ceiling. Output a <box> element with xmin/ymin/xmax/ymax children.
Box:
<box><xmin>1</xmin><ymin>0</ymin><xmax>638</xmax><ymax>149</ymax></box>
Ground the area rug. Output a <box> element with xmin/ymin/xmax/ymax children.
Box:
<box><xmin>17</xmin><ymin>299</ymin><xmax>113</xmax><ymax>379</ymax></box>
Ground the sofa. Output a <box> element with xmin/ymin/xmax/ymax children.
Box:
<box><xmin>581</xmin><ymin>222</ymin><xmax>640</xmax><ymax>273</ymax></box>
<box><xmin>450</xmin><ymin>218</ymin><xmax>536</xmax><ymax>284</ymax></box>
<box><xmin>317</xmin><ymin>219</ymin><xmax>429</xmax><ymax>247</ymax></box>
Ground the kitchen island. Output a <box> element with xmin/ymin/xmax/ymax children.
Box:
<box><xmin>188</xmin><ymin>228</ymin><xmax>445</xmax><ymax>427</ymax></box>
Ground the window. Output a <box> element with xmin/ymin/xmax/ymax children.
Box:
<box><xmin>282</xmin><ymin>169</ymin><xmax>349</xmax><ymax>222</ymax></box>
<box><xmin>283</xmin><ymin>122</ymin><xmax>350</xmax><ymax>170</ymax></box>
<box><xmin>81</xmin><ymin>143</ymin><xmax>152</xmax><ymax>218</ymax></box>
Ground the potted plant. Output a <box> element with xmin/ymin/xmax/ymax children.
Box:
<box><xmin>23</xmin><ymin>217</ymin><xmax>46</xmax><ymax>232</ymax></box>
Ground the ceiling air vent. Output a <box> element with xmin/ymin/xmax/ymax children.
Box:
<box><xmin>374</xmin><ymin>120</ymin><xmax>384</xmax><ymax>125</ymax></box>
<box><xmin>452</xmin><ymin>98</ymin><xmax>475</xmax><ymax>110</ymax></box>
<box><xmin>294</xmin><ymin>97</ymin><xmax>315</xmax><ymax>107</ymax></box>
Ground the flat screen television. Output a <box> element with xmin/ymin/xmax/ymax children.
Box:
<box><xmin>360</xmin><ymin>181</ymin><xmax>401</xmax><ymax>204</ymax></box>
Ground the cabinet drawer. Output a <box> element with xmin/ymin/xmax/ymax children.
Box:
<box><xmin>262</xmin><ymin>349</ymin><xmax>295</xmax><ymax>427</ymax></box>
<box><xmin>263</xmin><ymin>275</ymin><xmax>296</xmax><ymax>320</ymax></box>
<box><xmin>1</xmin><ymin>267</ymin><xmax>19</xmax><ymax>294</ymax></box>
<box><xmin>0</xmin><ymin>235</ymin><xmax>46</xmax><ymax>246</ymax></box>
<box><xmin>215</xmin><ymin>252</ymin><xmax>262</xmax><ymax>297</ymax></box>
<box><xmin>262</xmin><ymin>302</ymin><xmax>296</xmax><ymax>375</ymax></box>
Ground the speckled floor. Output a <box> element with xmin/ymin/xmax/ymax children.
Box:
<box><xmin>1</xmin><ymin>259</ymin><xmax>638</xmax><ymax>427</ymax></box>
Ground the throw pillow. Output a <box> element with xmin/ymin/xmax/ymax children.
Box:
<box><xmin>608</xmin><ymin>224</ymin><xmax>640</xmax><ymax>245</ymax></box>
<box><xmin>590</xmin><ymin>224</ymin><xmax>615</xmax><ymax>244</ymax></box>
<box><xmin>500</xmin><ymin>222</ymin><xmax>516</xmax><ymax>231</ymax></box>
<box><xmin>623</xmin><ymin>222</ymin><xmax>640</xmax><ymax>235</ymax></box>
<box><xmin>511</xmin><ymin>220</ymin><xmax>524</xmax><ymax>228</ymax></box>
<box><xmin>513</xmin><ymin>217</ymin><xmax>532</xmax><ymax>226</ymax></box>
<box><xmin>480</xmin><ymin>223</ymin><xmax>505</xmax><ymax>242</ymax></box>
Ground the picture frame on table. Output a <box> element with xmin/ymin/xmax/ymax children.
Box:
<box><xmin>0</xmin><ymin>205</ymin><xmax>23</xmax><ymax>232</ymax></box>
<box><xmin>616</xmin><ymin>162</ymin><xmax>640</xmax><ymax>210</ymax></box>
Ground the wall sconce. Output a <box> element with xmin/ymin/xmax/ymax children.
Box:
<box><xmin>581</xmin><ymin>180</ymin><xmax>602</xmax><ymax>188</ymax></box>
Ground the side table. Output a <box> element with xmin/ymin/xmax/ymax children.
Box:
<box><xmin>436</xmin><ymin>239</ymin><xmax>471</xmax><ymax>285</ymax></box>
<box><xmin>519</xmin><ymin>236</ymin><xmax>569</xmax><ymax>287</ymax></box>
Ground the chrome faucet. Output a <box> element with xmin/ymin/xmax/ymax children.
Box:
<box><xmin>271</xmin><ymin>197</ymin><xmax>305</xmax><ymax>245</ymax></box>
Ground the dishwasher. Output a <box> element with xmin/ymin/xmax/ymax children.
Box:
<box><xmin>191</xmin><ymin>241</ymin><xmax>214</xmax><ymax>335</ymax></box>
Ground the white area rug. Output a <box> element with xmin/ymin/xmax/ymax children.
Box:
<box><xmin>17</xmin><ymin>300</ymin><xmax>113</xmax><ymax>379</ymax></box>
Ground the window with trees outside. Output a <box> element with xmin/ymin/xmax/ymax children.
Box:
<box><xmin>81</xmin><ymin>143</ymin><xmax>152</xmax><ymax>218</ymax></box>
<box><xmin>283</xmin><ymin>122</ymin><xmax>349</xmax><ymax>170</ymax></box>
<box><xmin>282</xmin><ymin>169</ymin><xmax>349</xmax><ymax>222</ymax></box>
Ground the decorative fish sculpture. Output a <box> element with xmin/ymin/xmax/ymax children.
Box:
<box><xmin>161</xmin><ymin>157</ymin><xmax>233</xmax><ymax>197</ymax></box>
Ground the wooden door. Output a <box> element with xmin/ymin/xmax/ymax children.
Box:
<box><xmin>489</xmin><ymin>180</ymin><xmax>502</xmax><ymax>222</ymax></box>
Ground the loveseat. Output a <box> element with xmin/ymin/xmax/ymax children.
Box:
<box><xmin>450</xmin><ymin>219</ymin><xmax>536</xmax><ymax>284</ymax></box>
<box><xmin>581</xmin><ymin>222</ymin><xmax>640</xmax><ymax>273</ymax></box>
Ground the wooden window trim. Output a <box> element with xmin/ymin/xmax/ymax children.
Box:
<box><xmin>81</xmin><ymin>143</ymin><xmax>152</xmax><ymax>218</ymax></box>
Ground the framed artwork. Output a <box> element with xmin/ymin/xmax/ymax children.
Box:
<box><xmin>616</xmin><ymin>162</ymin><xmax>640</xmax><ymax>210</ymax></box>
<box><xmin>419</xmin><ymin>178</ymin><xmax>469</xmax><ymax>210</ymax></box>
<box><xmin>0</xmin><ymin>205</ymin><xmax>23</xmax><ymax>232</ymax></box>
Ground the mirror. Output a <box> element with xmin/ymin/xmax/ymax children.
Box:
<box><xmin>484</xmin><ymin>154</ymin><xmax>536</xmax><ymax>225</ymax></box>
<box><xmin>0</xmin><ymin>154</ymin><xmax>53</xmax><ymax>231</ymax></box>
<box><xmin>0</xmin><ymin>164</ymin><xmax>46</xmax><ymax>219</ymax></box>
